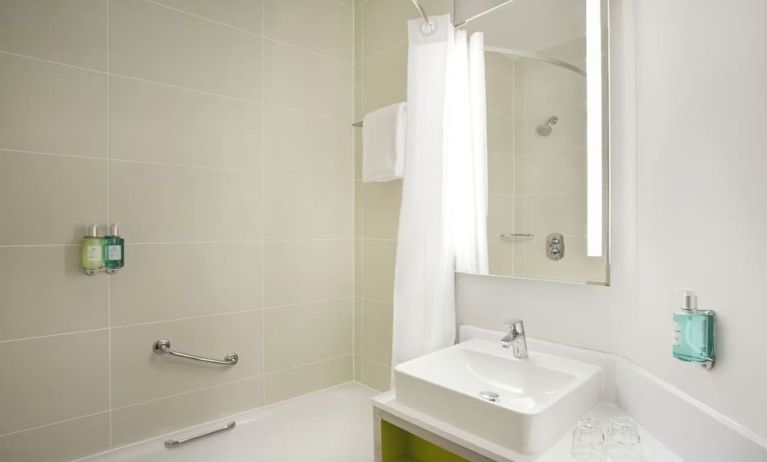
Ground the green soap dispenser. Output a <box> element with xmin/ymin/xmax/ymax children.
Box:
<box><xmin>81</xmin><ymin>224</ymin><xmax>103</xmax><ymax>275</ymax></box>
<box><xmin>673</xmin><ymin>289</ymin><xmax>716</xmax><ymax>369</ymax></box>
<box><xmin>104</xmin><ymin>223</ymin><xmax>125</xmax><ymax>274</ymax></box>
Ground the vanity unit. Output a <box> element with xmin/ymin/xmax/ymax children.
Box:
<box><xmin>372</xmin><ymin>326</ymin><xmax>684</xmax><ymax>462</ymax></box>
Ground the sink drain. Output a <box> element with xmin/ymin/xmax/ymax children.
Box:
<box><xmin>479</xmin><ymin>391</ymin><xmax>500</xmax><ymax>402</ymax></box>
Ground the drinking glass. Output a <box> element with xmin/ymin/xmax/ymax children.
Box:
<box><xmin>571</xmin><ymin>417</ymin><xmax>605</xmax><ymax>462</ymax></box>
<box><xmin>604</xmin><ymin>417</ymin><xmax>643</xmax><ymax>462</ymax></box>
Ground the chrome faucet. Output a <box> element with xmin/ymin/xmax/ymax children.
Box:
<box><xmin>501</xmin><ymin>319</ymin><xmax>528</xmax><ymax>359</ymax></box>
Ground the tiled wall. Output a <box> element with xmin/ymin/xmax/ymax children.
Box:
<box><xmin>352</xmin><ymin>0</ymin><xmax>451</xmax><ymax>391</ymax></box>
<box><xmin>0</xmin><ymin>1</ymin><xmax>353</xmax><ymax>460</ymax></box>
<box><xmin>487</xmin><ymin>38</ymin><xmax>607</xmax><ymax>283</ymax></box>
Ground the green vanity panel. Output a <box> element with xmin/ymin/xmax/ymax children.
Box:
<box><xmin>382</xmin><ymin>420</ymin><xmax>469</xmax><ymax>462</ymax></box>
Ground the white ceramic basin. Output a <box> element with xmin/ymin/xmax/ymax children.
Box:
<box><xmin>394</xmin><ymin>339</ymin><xmax>602</xmax><ymax>454</ymax></box>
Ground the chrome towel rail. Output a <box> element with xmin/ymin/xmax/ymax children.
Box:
<box><xmin>153</xmin><ymin>338</ymin><xmax>239</xmax><ymax>366</ymax></box>
<box><xmin>164</xmin><ymin>421</ymin><xmax>236</xmax><ymax>449</ymax></box>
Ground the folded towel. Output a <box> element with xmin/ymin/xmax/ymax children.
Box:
<box><xmin>362</xmin><ymin>103</ymin><xmax>406</xmax><ymax>182</ymax></box>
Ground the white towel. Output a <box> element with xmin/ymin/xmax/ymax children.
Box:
<box><xmin>362</xmin><ymin>103</ymin><xmax>406</xmax><ymax>182</ymax></box>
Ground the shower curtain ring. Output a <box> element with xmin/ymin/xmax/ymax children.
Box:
<box><xmin>420</xmin><ymin>20</ymin><xmax>436</xmax><ymax>35</ymax></box>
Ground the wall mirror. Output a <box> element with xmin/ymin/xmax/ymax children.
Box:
<box><xmin>456</xmin><ymin>0</ymin><xmax>610</xmax><ymax>285</ymax></box>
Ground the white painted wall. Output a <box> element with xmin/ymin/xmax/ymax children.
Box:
<box><xmin>456</xmin><ymin>0</ymin><xmax>767</xmax><ymax>442</ymax></box>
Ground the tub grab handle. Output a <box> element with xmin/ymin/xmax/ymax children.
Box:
<box><xmin>153</xmin><ymin>338</ymin><xmax>239</xmax><ymax>366</ymax></box>
<box><xmin>164</xmin><ymin>421</ymin><xmax>236</xmax><ymax>449</ymax></box>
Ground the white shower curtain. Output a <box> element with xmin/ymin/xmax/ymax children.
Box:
<box><xmin>391</xmin><ymin>15</ymin><xmax>488</xmax><ymax>367</ymax></box>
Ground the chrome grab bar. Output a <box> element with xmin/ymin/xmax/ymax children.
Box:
<box><xmin>164</xmin><ymin>421</ymin><xmax>236</xmax><ymax>449</ymax></box>
<box><xmin>153</xmin><ymin>338</ymin><xmax>239</xmax><ymax>366</ymax></box>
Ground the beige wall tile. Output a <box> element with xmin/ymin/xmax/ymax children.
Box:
<box><xmin>362</xmin><ymin>43</ymin><xmax>407</xmax><ymax>113</ymax></box>
<box><xmin>360</xmin><ymin>357</ymin><xmax>390</xmax><ymax>391</ymax></box>
<box><xmin>486</xmin><ymin>71</ymin><xmax>513</xmax><ymax>116</ymax></box>
<box><xmin>354</xmin><ymin>298</ymin><xmax>363</xmax><ymax>357</ymax></box>
<box><xmin>263</xmin><ymin>240</ymin><xmax>353</xmax><ymax>306</ymax></box>
<box><xmin>150</xmin><ymin>0</ymin><xmax>263</xmax><ymax>33</ymax></box>
<box><xmin>524</xmin><ymin>150</ymin><xmax>586</xmax><ymax>194</ymax></box>
<box><xmin>513</xmin><ymin>117</ymin><xmax>526</xmax><ymax>154</ymax></box>
<box><xmin>110</xmin><ymin>243</ymin><xmax>263</xmax><ymax>326</ymax></box>
<box><xmin>264</xmin><ymin>175</ymin><xmax>353</xmax><ymax>240</ymax></box>
<box><xmin>354</xmin><ymin>118</ymin><xmax>363</xmax><ymax>178</ymax></box>
<box><xmin>263</xmin><ymin>40</ymin><xmax>352</xmax><ymax>119</ymax></box>
<box><xmin>487</xmin><ymin>111</ymin><xmax>515</xmax><ymax>156</ymax></box>
<box><xmin>110</xmin><ymin>311</ymin><xmax>263</xmax><ymax>407</ymax></box>
<box><xmin>0</xmin><ymin>412</ymin><xmax>109</xmax><ymax>462</ymax></box>
<box><xmin>109</xmin><ymin>0</ymin><xmax>262</xmax><ymax>100</ymax></box>
<box><xmin>0</xmin><ymin>0</ymin><xmax>107</xmax><ymax>70</ymax></box>
<box><xmin>354</xmin><ymin>355</ymin><xmax>363</xmax><ymax>382</ymax></box>
<box><xmin>0</xmin><ymin>331</ymin><xmax>109</xmax><ymax>434</ymax></box>
<box><xmin>0</xmin><ymin>246</ymin><xmax>107</xmax><ymax>341</ymax></box>
<box><xmin>524</xmin><ymin>193</ymin><xmax>586</xmax><ymax>236</ymax></box>
<box><xmin>525</xmin><ymin>105</ymin><xmax>586</xmax><ymax>154</ymax></box>
<box><xmin>488</xmin><ymin>155</ymin><xmax>516</xmax><ymax>195</ymax></box>
<box><xmin>355</xmin><ymin>238</ymin><xmax>364</xmax><ymax>294</ymax></box>
<box><xmin>264</xmin><ymin>0</ymin><xmax>352</xmax><ymax>62</ymax></box>
<box><xmin>524</xmin><ymin>67</ymin><xmax>586</xmax><ymax>114</ymax></box>
<box><xmin>263</xmin><ymin>298</ymin><xmax>353</xmax><ymax>371</ymax></box>
<box><xmin>521</xmin><ymin>235</ymin><xmax>605</xmax><ymax>283</ymax></box>
<box><xmin>487</xmin><ymin>237</ymin><xmax>518</xmax><ymax>276</ymax></box>
<box><xmin>361</xmin><ymin>0</ymin><xmax>451</xmax><ymax>59</ymax></box>
<box><xmin>487</xmin><ymin>194</ymin><xmax>515</xmax><ymax>236</ymax></box>
<box><xmin>355</xmin><ymin>181</ymin><xmax>364</xmax><ymax>238</ymax></box>
<box><xmin>111</xmin><ymin>377</ymin><xmax>263</xmax><ymax>447</ymax></box>
<box><xmin>0</xmin><ymin>151</ymin><xmax>107</xmax><ymax>245</ymax></box>
<box><xmin>354</xmin><ymin>5</ymin><xmax>364</xmax><ymax>64</ymax></box>
<box><xmin>362</xmin><ymin>181</ymin><xmax>402</xmax><ymax>239</ymax></box>
<box><xmin>264</xmin><ymin>105</ymin><xmax>352</xmax><ymax>179</ymax></box>
<box><xmin>110</xmin><ymin>77</ymin><xmax>261</xmax><ymax>170</ymax></box>
<box><xmin>0</xmin><ymin>54</ymin><xmax>107</xmax><ymax>157</ymax></box>
<box><xmin>362</xmin><ymin>239</ymin><xmax>396</xmax><ymax>303</ymax></box>
<box><xmin>485</xmin><ymin>52</ymin><xmax>515</xmax><ymax>78</ymax></box>
<box><xmin>362</xmin><ymin>299</ymin><xmax>392</xmax><ymax>365</ymax></box>
<box><xmin>361</xmin><ymin>0</ymin><xmax>408</xmax><ymax>58</ymax></box>
<box><xmin>264</xmin><ymin>355</ymin><xmax>352</xmax><ymax>404</ymax></box>
<box><xmin>109</xmin><ymin>161</ymin><xmax>261</xmax><ymax>243</ymax></box>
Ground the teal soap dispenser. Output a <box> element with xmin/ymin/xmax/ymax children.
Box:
<box><xmin>672</xmin><ymin>289</ymin><xmax>716</xmax><ymax>369</ymax></box>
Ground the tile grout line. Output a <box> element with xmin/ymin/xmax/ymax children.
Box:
<box><xmin>1</xmin><ymin>354</ymin><xmax>354</xmax><ymax>440</ymax></box>
<box><xmin>107</xmin><ymin>0</ymin><xmax>113</xmax><ymax>448</ymax></box>
<box><xmin>0</xmin><ymin>410</ymin><xmax>112</xmax><ymax>439</ymax></box>
<box><xmin>350</xmin><ymin>0</ymin><xmax>356</xmax><ymax>381</ymax></box>
<box><xmin>0</xmin><ymin>297</ymin><xmax>355</xmax><ymax>344</ymax></box>
<box><xmin>0</xmin><ymin>327</ymin><xmax>110</xmax><ymax>345</ymax></box>
<box><xmin>140</xmin><ymin>0</ymin><xmax>354</xmax><ymax>66</ymax></box>
<box><xmin>260</xmin><ymin>0</ymin><xmax>267</xmax><ymax>408</ymax></box>
<box><xmin>0</xmin><ymin>147</ymin><xmax>363</xmax><ymax>180</ymax></box>
<box><xmin>358</xmin><ymin>1</ymin><xmax>367</xmax><ymax>384</ymax></box>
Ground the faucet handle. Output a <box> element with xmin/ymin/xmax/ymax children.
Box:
<box><xmin>504</xmin><ymin>319</ymin><xmax>525</xmax><ymax>334</ymax></box>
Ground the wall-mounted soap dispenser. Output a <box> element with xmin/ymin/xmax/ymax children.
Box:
<box><xmin>81</xmin><ymin>224</ymin><xmax>103</xmax><ymax>275</ymax></box>
<box><xmin>104</xmin><ymin>223</ymin><xmax>124</xmax><ymax>274</ymax></box>
<box><xmin>673</xmin><ymin>289</ymin><xmax>716</xmax><ymax>369</ymax></box>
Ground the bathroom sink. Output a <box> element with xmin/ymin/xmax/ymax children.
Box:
<box><xmin>394</xmin><ymin>339</ymin><xmax>602</xmax><ymax>454</ymax></box>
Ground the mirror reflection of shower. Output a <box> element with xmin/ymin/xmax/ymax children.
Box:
<box><xmin>536</xmin><ymin>116</ymin><xmax>559</xmax><ymax>136</ymax></box>
<box><xmin>456</xmin><ymin>0</ymin><xmax>610</xmax><ymax>285</ymax></box>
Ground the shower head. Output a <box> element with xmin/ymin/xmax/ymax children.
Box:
<box><xmin>536</xmin><ymin>116</ymin><xmax>558</xmax><ymax>136</ymax></box>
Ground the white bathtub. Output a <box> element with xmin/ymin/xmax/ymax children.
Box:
<box><xmin>79</xmin><ymin>384</ymin><xmax>376</xmax><ymax>462</ymax></box>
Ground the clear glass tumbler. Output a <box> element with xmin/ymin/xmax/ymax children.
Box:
<box><xmin>571</xmin><ymin>417</ymin><xmax>605</xmax><ymax>462</ymax></box>
<box><xmin>604</xmin><ymin>416</ymin><xmax>643</xmax><ymax>462</ymax></box>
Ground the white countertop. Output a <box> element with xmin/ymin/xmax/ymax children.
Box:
<box><xmin>373</xmin><ymin>392</ymin><xmax>684</xmax><ymax>462</ymax></box>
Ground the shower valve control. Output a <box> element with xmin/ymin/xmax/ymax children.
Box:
<box><xmin>546</xmin><ymin>233</ymin><xmax>565</xmax><ymax>261</ymax></box>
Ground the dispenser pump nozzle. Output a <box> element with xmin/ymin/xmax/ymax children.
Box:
<box><xmin>677</xmin><ymin>289</ymin><xmax>698</xmax><ymax>311</ymax></box>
